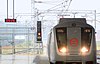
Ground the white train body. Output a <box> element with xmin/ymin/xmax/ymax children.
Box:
<box><xmin>47</xmin><ymin>18</ymin><xmax>96</xmax><ymax>64</ymax></box>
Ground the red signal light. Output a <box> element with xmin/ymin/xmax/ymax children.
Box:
<box><xmin>38</xmin><ymin>32</ymin><xmax>41</xmax><ymax>36</ymax></box>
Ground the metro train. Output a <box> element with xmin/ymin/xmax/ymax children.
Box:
<box><xmin>47</xmin><ymin>18</ymin><xmax>97</xmax><ymax>64</ymax></box>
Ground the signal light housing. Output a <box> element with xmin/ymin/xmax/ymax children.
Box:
<box><xmin>37</xmin><ymin>21</ymin><xmax>42</xmax><ymax>42</ymax></box>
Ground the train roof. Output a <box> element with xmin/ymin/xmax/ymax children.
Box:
<box><xmin>59</xmin><ymin>18</ymin><xmax>86</xmax><ymax>24</ymax></box>
<box><xmin>54</xmin><ymin>18</ymin><xmax>94</xmax><ymax>29</ymax></box>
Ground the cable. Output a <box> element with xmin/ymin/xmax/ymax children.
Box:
<box><xmin>65</xmin><ymin>0</ymin><xmax>72</xmax><ymax>11</ymax></box>
<box><xmin>47</xmin><ymin>0</ymin><xmax>66</xmax><ymax>11</ymax></box>
<box><xmin>46</xmin><ymin>0</ymin><xmax>72</xmax><ymax>15</ymax></box>
<box><xmin>57</xmin><ymin>0</ymin><xmax>72</xmax><ymax>16</ymax></box>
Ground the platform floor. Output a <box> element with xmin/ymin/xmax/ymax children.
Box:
<box><xmin>0</xmin><ymin>54</ymin><xmax>50</xmax><ymax>64</ymax></box>
<box><xmin>0</xmin><ymin>54</ymin><xmax>100</xmax><ymax>64</ymax></box>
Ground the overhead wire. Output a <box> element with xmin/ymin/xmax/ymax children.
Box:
<box><xmin>56</xmin><ymin>0</ymin><xmax>72</xmax><ymax>17</ymax></box>
<box><xmin>47</xmin><ymin>0</ymin><xmax>68</xmax><ymax>11</ymax></box>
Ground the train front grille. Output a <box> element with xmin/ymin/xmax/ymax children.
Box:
<box><xmin>56</xmin><ymin>61</ymin><xmax>82</xmax><ymax>64</ymax></box>
<box><xmin>69</xmin><ymin>50</ymin><xmax>79</xmax><ymax>55</ymax></box>
<box><xmin>67</xmin><ymin>28</ymin><xmax>81</xmax><ymax>56</ymax></box>
<box><xmin>66</xmin><ymin>62</ymin><xmax>82</xmax><ymax>64</ymax></box>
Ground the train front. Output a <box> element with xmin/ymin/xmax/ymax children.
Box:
<box><xmin>53</xmin><ymin>18</ymin><xmax>96</xmax><ymax>64</ymax></box>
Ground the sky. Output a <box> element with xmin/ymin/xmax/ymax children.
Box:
<box><xmin>70</xmin><ymin>0</ymin><xmax>100</xmax><ymax>12</ymax></box>
<box><xmin>0</xmin><ymin>0</ymin><xmax>100</xmax><ymax>19</ymax></box>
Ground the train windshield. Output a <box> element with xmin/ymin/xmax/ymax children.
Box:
<box><xmin>56</xmin><ymin>27</ymin><xmax>92</xmax><ymax>50</ymax></box>
<box><xmin>56</xmin><ymin>28</ymin><xmax>67</xmax><ymax>48</ymax></box>
<box><xmin>81</xmin><ymin>28</ymin><xmax>92</xmax><ymax>50</ymax></box>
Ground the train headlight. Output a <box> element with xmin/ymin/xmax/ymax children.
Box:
<box><xmin>59</xmin><ymin>47</ymin><xmax>68</xmax><ymax>53</ymax></box>
<box><xmin>81</xmin><ymin>47</ymin><xmax>88</xmax><ymax>53</ymax></box>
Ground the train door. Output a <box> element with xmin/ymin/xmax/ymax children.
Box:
<box><xmin>67</xmin><ymin>28</ymin><xmax>81</xmax><ymax>55</ymax></box>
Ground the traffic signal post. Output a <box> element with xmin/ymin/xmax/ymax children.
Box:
<box><xmin>36</xmin><ymin>21</ymin><xmax>43</xmax><ymax>54</ymax></box>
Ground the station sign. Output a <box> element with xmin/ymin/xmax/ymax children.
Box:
<box><xmin>5</xmin><ymin>19</ymin><xmax>16</xmax><ymax>22</ymax></box>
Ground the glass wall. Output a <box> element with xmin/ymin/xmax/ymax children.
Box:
<box><xmin>0</xmin><ymin>27</ymin><xmax>35</xmax><ymax>55</ymax></box>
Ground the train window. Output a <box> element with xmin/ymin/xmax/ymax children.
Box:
<box><xmin>81</xmin><ymin>28</ymin><xmax>92</xmax><ymax>50</ymax></box>
<box><xmin>56</xmin><ymin>27</ymin><xmax>67</xmax><ymax>48</ymax></box>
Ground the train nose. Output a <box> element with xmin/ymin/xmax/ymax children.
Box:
<box><xmin>55</xmin><ymin>61</ymin><xmax>94</xmax><ymax>64</ymax></box>
<box><xmin>55</xmin><ymin>62</ymin><xmax>82</xmax><ymax>64</ymax></box>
